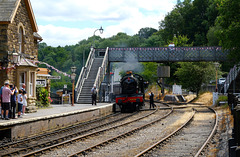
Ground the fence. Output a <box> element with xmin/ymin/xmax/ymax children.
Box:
<box><xmin>228</xmin><ymin>93</ymin><xmax>240</xmax><ymax>157</ymax></box>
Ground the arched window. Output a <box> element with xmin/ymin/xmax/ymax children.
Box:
<box><xmin>19</xmin><ymin>27</ymin><xmax>24</xmax><ymax>53</ymax></box>
<box><xmin>18</xmin><ymin>23</ymin><xmax>25</xmax><ymax>53</ymax></box>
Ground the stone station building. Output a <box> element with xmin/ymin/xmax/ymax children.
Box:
<box><xmin>0</xmin><ymin>0</ymin><xmax>42</xmax><ymax>112</ymax></box>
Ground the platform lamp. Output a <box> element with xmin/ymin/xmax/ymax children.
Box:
<box><xmin>92</xmin><ymin>26</ymin><xmax>104</xmax><ymax>48</ymax></box>
<box><xmin>214</xmin><ymin>62</ymin><xmax>220</xmax><ymax>92</ymax></box>
<box><xmin>9</xmin><ymin>48</ymin><xmax>20</xmax><ymax>64</ymax></box>
<box><xmin>71</xmin><ymin>66</ymin><xmax>77</xmax><ymax>106</ymax></box>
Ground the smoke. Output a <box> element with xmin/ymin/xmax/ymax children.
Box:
<box><xmin>113</xmin><ymin>50</ymin><xmax>143</xmax><ymax>81</ymax></box>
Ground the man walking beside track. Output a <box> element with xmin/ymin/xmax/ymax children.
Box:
<box><xmin>149</xmin><ymin>91</ymin><xmax>155</xmax><ymax>109</ymax></box>
<box><xmin>91</xmin><ymin>85</ymin><xmax>97</xmax><ymax>105</ymax></box>
<box><xmin>1</xmin><ymin>80</ymin><xmax>15</xmax><ymax>120</ymax></box>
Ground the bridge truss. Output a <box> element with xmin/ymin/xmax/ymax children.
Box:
<box><xmin>107</xmin><ymin>47</ymin><xmax>227</xmax><ymax>62</ymax></box>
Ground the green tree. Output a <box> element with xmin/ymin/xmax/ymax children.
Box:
<box><xmin>138</xmin><ymin>27</ymin><xmax>158</xmax><ymax>39</ymax></box>
<box><xmin>140</xmin><ymin>62</ymin><xmax>158</xmax><ymax>84</ymax></box>
<box><xmin>159</xmin><ymin>0</ymin><xmax>218</xmax><ymax>46</ymax></box>
<box><xmin>168</xmin><ymin>35</ymin><xmax>193</xmax><ymax>47</ymax></box>
<box><xmin>141</xmin><ymin>33</ymin><xmax>165</xmax><ymax>47</ymax></box>
<box><xmin>175</xmin><ymin>62</ymin><xmax>215</xmax><ymax>96</ymax></box>
<box><xmin>216</xmin><ymin>0</ymin><xmax>240</xmax><ymax>63</ymax></box>
<box><xmin>207</xmin><ymin>26</ymin><xmax>220</xmax><ymax>46</ymax></box>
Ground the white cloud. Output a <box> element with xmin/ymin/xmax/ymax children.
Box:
<box><xmin>31</xmin><ymin>0</ymin><xmax>176</xmax><ymax>46</ymax></box>
<box><xmin>38</xmin><ymin>25</ymin><xmax>96</xmax><ymax>47</ymax></box>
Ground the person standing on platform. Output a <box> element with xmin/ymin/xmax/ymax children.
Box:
<box><xmin>0</xmin><ymin>85</ymin><xmax>4</xmax><ymax>118</ymax></box>
<box><xmin>91</xmin><ymin>85</ymin><xmax>97</xmax><ymax>105</ymax></box>
<box><xmin>17</xmin><ymin>90</ymin><xmax>23</xmax><ymax>118</ymax></box>
<box><xmin>22</xmin><ymin>90</ymin><xmax>27</xmax><ymax>115</ymax></box>
<box><xmin>1</xmin><ymin>80</ymin><xmax>15</xmax><ymax>120</ymax></box>
<box><xmin>20</xmin><ymin>83</ymin><xmax>27</xmax><ymax>114</ymax></box>
<box><xmin>149</xmin><ymin>91</ymin><xmax>155</xmax><ymax>109</ymax></box>
<box><xmin>9</xmin><ymin>84</ymin><xmax>18</xmax><ymax>119</ymax></box>
<box><xmin>21</xmin><ymin>83</ymin><xmax>26</xmax><ymax>91</ymax></box>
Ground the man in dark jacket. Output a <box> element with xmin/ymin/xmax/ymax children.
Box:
<box><xmin>150</xmin><ymin>92</ymin><xmax>155</xmax><ymax>109</ymax></box>
<box><xmin>9</xmin><ymin>84</ymin><xmax>18</xmax><ymax>119</ymax></box>
<box><xmin>91</xmin><ymin>85</ymin><xmax>97</xmax><ymax>105</ymax></box>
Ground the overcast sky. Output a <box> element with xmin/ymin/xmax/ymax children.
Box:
<box><xmin>31</xmin><ymin>0</ymin><xmax>176</xmax><ymax>47</ymax></box>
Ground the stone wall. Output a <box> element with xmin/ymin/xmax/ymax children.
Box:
<box><xmin>0</xmin><ymin>0</ymin><xmax>40</xmax><ymax>112</ymax></box>
<box><xmin>0</xmin><ymin>24</ymin><xmax>8</xmax><ymax>84</ymax></box>
<box><xmin>8</xmin><ymin>0</ymin><xmax>38</xmax><ymax>56</ymax></box>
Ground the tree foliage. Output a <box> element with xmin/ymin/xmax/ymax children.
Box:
<box><xmin>175</xmin><ymin>62</ymin><xmax>215</xmax><ymax>96</ymax></box>
<box><xmin>216</xmin><ymin>0</ymin><xmax>240</xmax><ymax>63</ymax></box>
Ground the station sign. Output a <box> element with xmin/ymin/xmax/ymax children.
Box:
<box><xmin>36</xmin><ymin>79</ymin><xmax>47</xmax><ymax>87</ymax></box>
<box><xmin>47</xmin><ymin>76</ymin><xmax>61</xmax><ymax>79</ymax></box>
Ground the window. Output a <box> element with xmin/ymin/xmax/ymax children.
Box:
<box><xmin>19</xmin><ymin>27</ymin><xmax>24</xmax><ymax>53</ymax></box>
<box><xmin>30</xmin><ymin>72</ymin><xmax>34</xmax><ymax>96</ymax></box>
<box><xmin>20</xmin><ymin>72</ymin><xmax>26</xmax><ymax>89</ymax></box>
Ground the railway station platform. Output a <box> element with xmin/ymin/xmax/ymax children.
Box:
<box><xmin>0</xmin><ymin>103</ymin><xmax>114</xmax><ymax>140</ymax></box>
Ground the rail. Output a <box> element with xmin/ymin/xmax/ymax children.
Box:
<box><xmin>76</xmin><ymin>48</ymin><xmax>95</xmax><ymax>102</ymax></box>
<box><xmin>194</xmin><ymin>107</ymin><xmax>218</xmax><ymax>157</ymax></box>
<box><xmin>94</xmin><ymin>47</ymin><xmax>109</xmax><ymax>93</ymax></box>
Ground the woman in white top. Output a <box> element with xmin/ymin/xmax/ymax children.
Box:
<box><xmin>22</xmin><ymin>90</ymin><xmax>27</xmax><ymax>115</ymax></box>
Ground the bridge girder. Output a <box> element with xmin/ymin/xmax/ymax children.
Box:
<box><xmin>104</xmin><ymin>47</ymin><xmax>228</xmax><ymax>62</ymax></box>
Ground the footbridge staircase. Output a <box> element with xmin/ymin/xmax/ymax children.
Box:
<box><xmin>75</xmin><ymin>48</ymin><xmax>109</xmax><ymax>104</ymax></box>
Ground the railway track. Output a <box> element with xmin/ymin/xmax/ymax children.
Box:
<box><xmin>0</xmin><ymin>113</ymin><xmax>123</xmax><ymax>148</ymax></box>
<box><xmin>71</xmin><ymin>107</ymin><xmax>193</xmax><ymax>157</ymax></box>
<box><xmin>36</xmin><ymin>105</ymin><xmax>174</xmax><ymax>157</ymax></box>
<box><xmin>1</xmin><ymin>104</ymin><xmax>169</xmax><ymax>157</ymax></box>
<box><xmin>2</xmin><ymin>102</ymin><xmax>216</xmax><ymax>157</ymax></box>
<box><xmin>20</xmin><ymin>105</ymin><xmax>172</xmax><ymax>157</ymax></box>
<box><xmin>0</xmin><ymin>112</ymin><xmax>136</xmax><ymax>156</ymax></box>
<box><xmin>135</xmin><ymin>106</ymin><xmax>218</xmax><ymax>157</ymax></box>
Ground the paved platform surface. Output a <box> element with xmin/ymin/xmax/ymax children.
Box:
<box><xmin>0</xmin><ymin>103</ymin><xmax>112</xmax><ymax>125</ymax></box>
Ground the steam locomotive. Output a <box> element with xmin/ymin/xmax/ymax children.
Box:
<box><xmin>115</xmin><ymin>71</ymin><xmax>148</xmax><ymax>112</ymax></box>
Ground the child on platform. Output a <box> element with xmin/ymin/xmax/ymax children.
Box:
<box><xmin>17</xmin><ymin>90</ymin><xmax>23</xmax><ymax>118</ymax></box>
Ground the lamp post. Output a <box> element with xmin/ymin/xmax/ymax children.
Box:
<box><xmin>92</xmin><ymin>26</ymin><xmax>104</xmax><ymax>48</ymax></box>
<box><xmin>71</xmin><ymin>66</ymin><xmax>77</xmax><ymax>106</ymax></box>
<box><xmin>214</xmin><ymin>62</ymin><xmax>220</xmax><ymax>92</ymax></box>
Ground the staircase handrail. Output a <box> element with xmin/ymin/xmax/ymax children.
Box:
<box><xmin>224</xmin><ymin>65</ymin><xmax>240</xmax><ymax>93</ymax></box>
<box><xmin>94</xmin><ymin>47</ymin><xmax>109</xmax><ymax>92</ymax></box>
<box><xmin>76</xmin><ymin>48</ymin><xmax>95</xmax><ymax>102</ymax></box>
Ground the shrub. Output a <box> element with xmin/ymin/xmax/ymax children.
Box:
<box><xmin>36</xmin><ymin>87</ymin><xmax>50</xmax><ymax>107</ymax></box>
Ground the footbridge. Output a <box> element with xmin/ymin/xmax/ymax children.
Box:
<box><xmin>108</xmin><ymin>46</ymin><xmax>227</xmax><ymax>62</ymax></box>
<box><xmin>75</xmin><ymin>46</ymin><xmax>229</xmax><ymax>103</ymax></box>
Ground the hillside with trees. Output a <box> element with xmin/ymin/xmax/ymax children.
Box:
<box><xmin>38</xmin><ymin>0</ymin><xmax>239</xmax><ymax>94</ymax></box>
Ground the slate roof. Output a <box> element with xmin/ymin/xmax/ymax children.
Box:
<box><xmin>0</xmin><ymin>0</ymin><xmax>39</xmax><ymax>33</ymax></box>
<box><xmin>0</xmin><ymin>0</ymin><xmax>18</xmax><ymax>22</ymax></box>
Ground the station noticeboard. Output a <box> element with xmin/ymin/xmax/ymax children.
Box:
<box><xmin>62</xmin><ymin>94</ymin><xmax>70</xmax><ymax>104</ymax></box>
<box><xmin>47</xmin><ymin>76</ymin><xmax>61</xmax><ymax>80</ymax></box>
<box><xmin>36</xmin><ymin>79</ymin><xmax>47</xmax><ymax>87</ymax></box>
